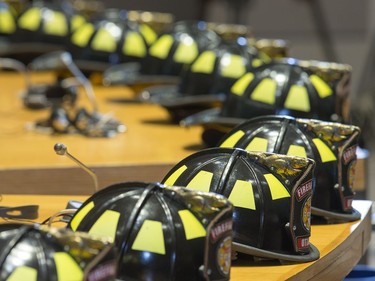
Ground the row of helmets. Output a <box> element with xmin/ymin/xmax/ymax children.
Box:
<box><xmin>0</xmin><ymin>2</ymin><xmax>363</xmax><ymax>281</ymax></box>
<box><xmin>0</xmin><ymin>119</ymin><xmax>361</xmax><ymax>280</ymax></box>
<box><xmin>0</xmin><ymin>0</ymin><xmax>176</xmax><ymax>72</ymax></box>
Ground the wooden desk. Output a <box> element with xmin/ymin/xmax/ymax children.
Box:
<box><xmin>0</xmin><ymin>195</ymin><xmax>371</xmax><ymax>281</ymax></box>
<box><xmin>0</xmin><ymin>72</ymin><xmax>204</xmax><ymax>194</ymax></box>
<box><xmin>0</xmin><ymin>72</ymin><xmax>368</xmax><ymax>195</ymax></box>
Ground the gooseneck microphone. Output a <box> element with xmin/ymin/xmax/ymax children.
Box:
<box><xmin>54</xmin><ymin>143</ymin><xmax>99</xmax><ymax>192</ymax></box>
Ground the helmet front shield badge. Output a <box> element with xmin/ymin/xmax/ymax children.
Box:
<box><xmin>162</xmin><ymin>147</ymin><xmax>320</xmax><ymax>263</ymax></box>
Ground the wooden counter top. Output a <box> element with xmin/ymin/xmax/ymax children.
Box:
<box><xmin>0</xmin><ymin>72</ymin><xmax>204</xmax><ymax>194</ymax></box>
<box><xmin>0</xmin><ymin>72</ymin><xmax>369</xmax><ymax>195</ymax></box>
<box><xmin>0</xmin><ymin>194</ymin><xmax>371</xmax><ymax>281</ymax></box>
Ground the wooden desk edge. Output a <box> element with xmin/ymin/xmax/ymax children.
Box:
<box><xmin>0</xmin><ymin>163</ymin><xmax>175</xmax><ymax>195</ymax></box>
<box><xmin>288</xmin><ymin>200</ymin><xmax>373</xmax><ymax>281</ymax></box>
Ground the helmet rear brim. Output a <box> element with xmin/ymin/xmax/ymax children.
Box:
<box><xmin>103</xmin><ymin>62</ymin><xmax>180</xmax><ymax>86</ymax></box>
<box><xmin>312</xmin><ymin>206</ymin><xmax>361</xmax><ymax>223</ymax></box>
<box><xmin>232</xmin><ymin>241</ymin><xmax>320</xmax><ymax>263</ymax></box>
<box><xmin>180</xmin><ymin>107</ymin><xmax>246</xmax><ymax>127</ymax></box>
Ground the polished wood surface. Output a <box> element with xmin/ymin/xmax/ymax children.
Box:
<box><xmin>0</xmin><ymin>194</ymin><xmax>371</xmax><ymax>281</ymax></box>
<box><xmin>0</xmin><ymin>72</ymin><xmax>203</xmax><ymax>194</ymax></box>
<box><xmin>0</xmin><ymin>72</ymin><xmax>368</xmax><ymax>195</ymax></box>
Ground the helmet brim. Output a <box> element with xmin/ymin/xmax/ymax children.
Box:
<box><xmin>180</xmin><ymin>107</ymin><xmax>246</xmax><ymax>127</ymax></box>
<box><xmin>103</xmin><ymin>62</ymin><xmax>181</xmax><ymax>86</ymax></box>
<box><xmin>312</xmin><ymin>206</ymin><xmax>361</xmax><ymax>222</ymax></box>
<box><xmin>232</xmin><ymin>241</ymin><xmax>320</xmax><ymax>263</ymax></box>
<box><xmin>138</xmin><ymin>84</ymin><xmax>180</xmax><ymax>103</ymax></box>
<box><xmin>139</xmin><ymin>84</ymin><xmax>226</xmax><ymax>108</ymax></box>
<box><xmin>157</xmin><ymin>93</ymin><xmax>226</xmax><ymax>108</ymax></box>
<box><xmin>0</xmin><ymin>42</ymin><xmax>64</xmax><ymax>64</ymax></box>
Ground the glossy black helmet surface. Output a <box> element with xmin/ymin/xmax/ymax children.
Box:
<box><xmin>218</xmin><ymin>115</ymin><xmax>361</xmax><ymax>222</ymax></box>
<box><xmin>67</xmin><ymin>181</ymin><xmax>234</xmax><ymax>281</ymax></box>
<box><xmin>162</xmin><ymin>147</ymin><xmax>319</xmax><ymax>263</ymax></box>
<box><xmin>2</xmin><ymin>0</ymin><xmax>86</xmax><ymax>64</ymax></box>
<box><xmin>0</xmin><ymin>223</ymin><xmax>117</xmax><ymax>281</ymax></box>
<box><xmin>180</xmin><ymin>58</ymin><xmax>351</xmax><ymax>146</ymax></box>
<box><xmin>68</xmin><ymin>8</ymin><xmax>156</xmax><ymax>74</ymax></box>
<box><xmin>102</xmin><ymin>20</ymin><xmax>220</xmax><ymax>88</ymax></box>
<box><xmin>140</xmin><ymin>33</ymin><xmax>268</xmax><ymax>123</ymax></box>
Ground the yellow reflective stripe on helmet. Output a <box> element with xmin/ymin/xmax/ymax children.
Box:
<box><xmin>122</xmin><ymin>31</ymin><xmax>147</xmax><ymax>57</ymax></box>
<box><xmin>139</xmin><ymin>24</ymin><xmax>157</xmax><ymax>45</ymax></box>
<box><xmin>70</xmin><ymin>201</ymin><xmax>95</xmax><ymax>231</ymax></box>
<box><xmin>43</xmin><ymin>11</ymin><xmax>68</xmax><ymax>36</ymax></box>
<box><xmin>252</xmin><ymin>58</ymin><xmax>263</xmax><ymax>68</ymax></box>
<box><xmin>54</xmin><ymin>252</ymin><xmax>83</xmax><ymax>281</ymax></box>
<box><xmin>245</xmin><ymin>137</ymin><xmax>268</xmax><ymax>152</ymax></box>
<box><xmin>0</xmin><ymin>11</ymin><xmax>16</xmax><ymax>34</ymax></box>
<box><xmin>91</xmin><ymin>28</ymin><xmax>117</xmax><ymax>52</ymax></box>
<box><xmin>6</xmin><ymin>266</ymin><xmax>37</xmax><ymax>281</ymax></box>
<box><xmin>309</xmin><ymin>74</ymin><xmax>333</xmax><ymax>98</ymax></box>
<box><xmin>18</xmin><ymin>7</ymin><xmax>41</xmax><ymax>31</ymax></box>
<box><xmin>71</xmin><ymin>23</ymin><xmax>95</xmax><ymax>47</ymax></box>
<box><xmin>149</xmin><ymin>34</ymin><xmax>174</xmax><ymax>59</ymax></box>
<box><xmin>173</xmin><ymin>40</ymin><xmax>198</xmax><ymax>64</ymax></box>
<box><xmin>191</xmin><ymin>51</ymin><xmax>216</xmax><ymax>74</ymax></box>
<box><xmin>178</xmin><ymin>210</ymin><xmax>206</xmax><ymax>239</ymax></box>
<box><xmin>264</xmin><ymin>174</ymin><xmax>290</xmax><ymax>200</ymax></box>
<box><xmin>312</xmin><ymin>138</ymin><xmax>337</xmax><ymax>162</ymax></box>
<box><xmin>228</xmin><ymin>180</ymin><xmax>255</xmax><ymax>210</ymax></box>
<box><xmin>220</xmin><ymin>130</ymin><xmax>245</xmax><ymax>148</ymax></box>
<box><xmin>164</xmin><ymin>165</ymin><xmax>187</xmax><ymax>186</ymax></box>
<box><xmin>287</xmin><ymin>145</ymin><xmax>307</xmax><ymax>158</ymax></box>
<box><xmin>220</xmin><ymin>54</ymin><xmax>246</xmax><ymax>78</ymax></box>
<box><xmin>89</xmin><ymin>210</ymin><xmax>120</xmax><ymax>242</ymax></box>
<box><xmin>132</xmin><ymin>220</ymin><xmax>165</xmax><ymax>254</ymax></box>
<box><xmin>187</xmin><ymin>170</ymin><xmax>213</xmax><ymax>193</ymax></box>
<box><xmin>231</xmin><ymin>73</ymin><xmax>254</xmax><ymax>96</ymax></box>
<box><xmin>250</xmin><ymin>78</ymin><xmax>277</xmax><ymax>104</ymax></box>
<box><xmin>71</xmin><ymin>14</ymin><xmax>86</xmax><ymax>31</ymax></box>
<box><xmin>284</xmin><ymin>85</ymin><xmax>310</xmax><ymax>112</ymax></box>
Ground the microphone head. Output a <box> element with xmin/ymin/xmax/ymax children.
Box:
<box><xmin>54</xmin><ymin>143</ymin><xmax>67</xmax><ymax>155</ymax></box>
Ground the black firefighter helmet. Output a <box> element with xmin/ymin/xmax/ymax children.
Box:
<box><xmin>180</xmin><ymin>57</ymin><xmax>352</xmax><ymax>147</ymax></box>
<box><xmin>162</xmin><ymin>147</ymin><xmax>320</xmax><ymax>263</ymax></box>
<box><xmin>0</xmin><ymin>223</ymin><xmax>117</xmax><ymax>281</ymax></box>
<box><xmin>67</xmin><ymin>181</ymin><xmax>234</xmax><ymax>281</ymax></box>
<box><xmin>102</xmin><ymin>20</ymin><xmax>220</xmax><ymax>89</ymax></box>
<box><xmin>218</xmin><ymin>115</ymin><xmax>361</xmax><ymax>222</ymax></box>
<box><xmin>139</xmin><ymin>27</ymin><xmax>269</xmax><ymax>123</ymax></box>
<box><xmin>67</xmin><ymin>8</ymin><xmax>159</xmax><ymax>75</ymax></box>
<box><xmin>2</xmin><ymin>0</ymin><xmax>86</xmax><ymax>64</ymax></box>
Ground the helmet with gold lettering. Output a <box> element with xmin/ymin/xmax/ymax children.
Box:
<box><xmin>139</xmin><ymin>28</ymin><xmax>269</xmax><ymax>123</ymax></box>
<box><xmin>180</xmin><ymin>58</ymin><xmax>351</xmax><ymax>147</ymax></box>
<box><xmin>103</xmin><ymin>20</ymin><xmax>219</xmax><ymax>88</ymax></box>
<box><xmin>0</xmin><ymin>223</ymin><xmax>117</xmax><ymax>281</ymax></box>
<box><xmin>67</xmin><ymin>181</ymin><xmax>234</xmax><ymax>281</ymax></box>
<box><xmin>162</xmin><ymin>147</ymin><xmax>320</xmax><ymax>263</ymax></box>
<box><xmin>218</xmin><ymin>115</ymin><xmax>361</xmax><ymax>222</ymax></box>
